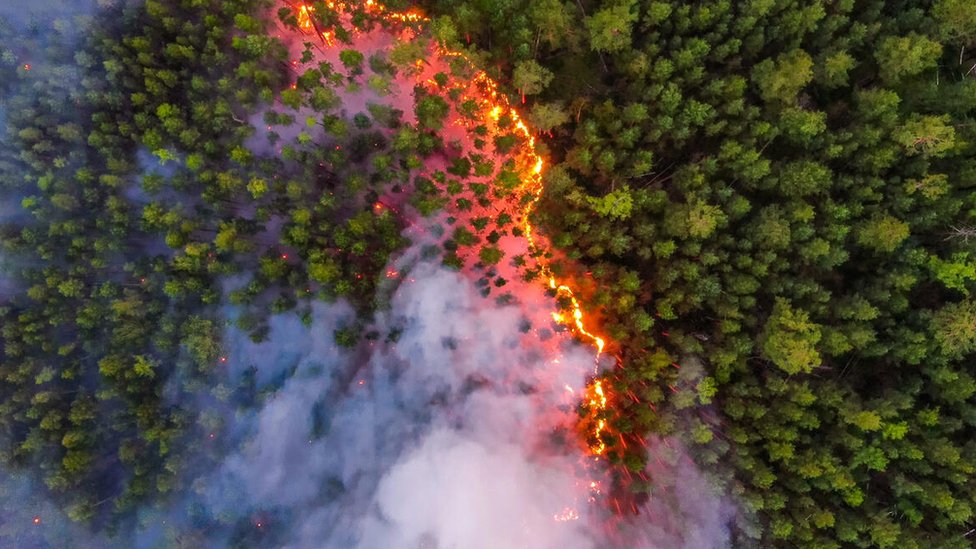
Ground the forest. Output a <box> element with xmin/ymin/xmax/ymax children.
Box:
<box><xmin>0</xmin><ymin>0</ymin><xmax>975</xmax><ymax>548</ymax></box>
<box><xmin>421</xmin><ymin>0</ymin><xmax>976</xmax><ymax>546</ymax></box>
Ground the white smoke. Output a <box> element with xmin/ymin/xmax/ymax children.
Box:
<box><xmin>200</xmin><ymin>262</ymin><xmax>601</xmax><ymax>547</ymax></box>
<box><xmin>183</xmin><ymin>257</ymin><xmax>735</xmax><ymax>549</ymax></box>
<box><xmin>356</xmin><ymin>430</ymin><xmax>593</xmax><ymax>549</ymax></box>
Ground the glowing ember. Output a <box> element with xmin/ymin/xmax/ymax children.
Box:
<box><xmin>32</xmin><ymin>516</ymin><xmax>41</xmax><ymax>525</ymax></box>
<box><xmin>553</xmin><ymin>507</ymin><xmax>580</xmax><ymax>522</ymax></box>
<box><xmin>296</xmin><ymin>4</ymin><xmax>312</xmax><ymax>30</ymax></box>
<box><xmin>488</xmin><ymin>60</ymin><xmax>613</xmax><ymax>455</ymax></box>
<box><xmin>587</xmin><ymin>380</ymin><xmax>608</xmax><ymax>455</ymax></box>
<box><xmin>294</xmin><ymin>1</ymin><xmax>424</xmax><ymax>37</ymax></box>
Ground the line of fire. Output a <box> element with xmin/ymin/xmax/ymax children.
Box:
<box><xmin>282</xmin><ymin>0</ymin><xmax>657</xmax><ymax>522</ymax></box>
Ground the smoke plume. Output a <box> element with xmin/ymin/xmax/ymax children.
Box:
<box><xmin>177</xmin><ymin>255</ymin><xmax>736</xmax><ymax>548</ymax></box>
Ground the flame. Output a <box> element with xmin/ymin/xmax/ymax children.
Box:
<box><xmin>288</xmin><ymin>0</ymin><xmax>616</xmax><ymax>458</ymax></box>
<box><xmin>296</xmin><ymin>4</ymin><xmax>312</xmax><ymax>30</ymax></box>
<box><xmin>588</xmin><ymin>380</ymin><xmax>608</xmax><ymax>455</ymax></box>
<box><xmin>293</xmin><ymin>0</ymin><xmax>425</xmax><ymax>34</ymax></box>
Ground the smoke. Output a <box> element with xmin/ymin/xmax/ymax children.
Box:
<box><xmin>356</xmin><ymin>430</ymin><xmax>590</xmax><ymax>549</ymax></box>
<box><xmin>150</xmin><ymin>252</ymin><xmax>732</xmax><ymax>548</ymax></box>
<box><xmin>0</xmin><ymin>4</ymin><xmax>131</xmax><ymax>547</ymax></box>
<box><xmin>197</xmin><ymin>261</ymin><xmax>602</xmax><ymax>548</ymax></box>
<box><xmin>0</xmin><ymin>1</ymin><xmax>100</xmax><ymax>25</ymax></box>
<box><xmin>174</xmin><ymin>8</ymin><xmax>737</xmax><ymax>545</ymax></box>
<box><xmin>0</xmin><ymin>0</ymin><xmax>120</xmax><ymax>292</ymax></box>
<box><xmin>621</xmin><ymin>438</ymin><xmax>739</xmax><ymax>549</ymax></box>
<box><xmin>0</xmin><ymin>3</ymin><xmax>738</xmax><ymax>548</ymax></box>
<box><xmin>0</xmin><ymin>242</ymin><xmax>737</xmax><ymax>548</ymax></box>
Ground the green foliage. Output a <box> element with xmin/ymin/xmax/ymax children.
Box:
<box><xmin>388</xmin><ymin>39</ymin><xmax>426</xmax><ymax>73</ymax></box>
<box><xmin>5</xmin><ymin>0</ymin><xmax>976</xmax><ymax>545</ymax></box>
<box><xmin>420</xmin><ymin>0</ymin><xmax>976</xmax><ymax>544</ymax></box>
<box><xmin>415</xmin><ymin>93</ymin><xmax>450</xmax><ymax>130</ymax></box>
<box><xmin>0</xmin><ymin>0</ymin><xmax>417</xmax><ymax>532</ymax></box>
<box><xmin>339</xmin><ymin>49</ymin><xmax>365</xmax><ymax>75</ymax></box>
<box><xmin>857</xmin><ymin>215</ymin><xmax>910</xmax><ymax>253</ymax></box>
<box><xmin>478</xmin><ymin>246</ymin><xmax>504</xmax><ymax>266</ymax></box>
<box><xmin>0</xmin><ymin>0</ymin><xmax>294</xmax><ymax>527</ymax></box>
<box><xmin>587</xmin><ymin>186</ymin><xmax>634</xmax><ymax>220</ymax></box>
<box><xmin>928</xmin><ymin>253</ymin><xmax>976</xmax><ymax>295</ymax></box>
<box><xmin>752</xmin><ymin>49</ymin><xmax>814</xmax><ymax>104</ymax></box>
<box><xmin>932</xmin><ymin>300</ymin><xmax>976</xmax><ymax>358</ymax></box>
<box><xmin>760</xmin><ymin>299</ymin><xmax>823</xmax><ymax>375</ymax></box>
<box><xmin>585</xmin><ymin>1</ymin><xmax>637</xmax><ymax>53</ymax></box>
<box><xmin>933</xmin><ymin>0</ymin><xmax>976</xmax><ymax>41</ymax></box>
<box><xmin>892</xmin><ymin>114</ymin><xmax>957</xmax><ymax>157</ymax></box>
<box><xmin>875</xmin><ymin>34</ymin><xmax>942</xmax><ymax>84</ymax></box>
<box><xmin>512</xmin><ymin>59</ymin><xmax>553</xmax><ymax>96</ymax></box>
<box><xmin>182</xmin><ymin>316</ymin><xmax>220</xmax><ymax>371</ymax></box>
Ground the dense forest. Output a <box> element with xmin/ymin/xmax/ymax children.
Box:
<box><xmin>0</xmin><ymin>0</ymin><xmax>420</xmax><ymax>534</ymax></box>
<box><xmin>412</xmin><ymin>0</ymin><xmax>976</xmax><ymax>547</ymax></box>
<box><xmin>0</xmin><ymin>0</ymin><xmax>975</xmax><ymax>547</ymax></box>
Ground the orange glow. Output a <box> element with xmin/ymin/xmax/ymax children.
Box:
<box><xmin>289</xmin><ymin>0</ymin><xmax>617</xmax><ymax>458</ymax></box>
<box><xmin>587</xmin><ymin>380</ymin><xmax>608</xmax><ymax>454</ymax></box>
<box><xmin>297</xmin><ymin>4</ymin><xmax>312</xmax><ymax>30</ymax></box>
<box><xmin>463</xmin><ymin>71</ymin><xmax>615</xmax><ymax>455</ymax></box>
<box><xmin>32</xmin><ymin>516</ymin><xmax>41</xmax><ymax>525</ymax></box>
<box><xmin>294</xmin><ymin>0</ymin><xmax>426</xmax><ymax>34</ymax></box>
<box><xmin>458</xmin><ymin>61</ymin><xmax>615</xmax><ymax>455</ymax></box>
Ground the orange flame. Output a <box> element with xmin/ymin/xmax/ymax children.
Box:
<box><xmin>294</xmin><ymin>0</ymin><xmax>425</xmax><ymax>32</ymax></box>
<box><xmin>478</xmin><ymin>64</ymin><xmax>612</xmax><ymax>455</ymax></box>
<box><xmin>296</xmin><ymin>4</ymin><xmax>312</xmax><ymax>30</ymax></box>
<box><xmin>289</xmin><ymin>0</ymin><xmax>616</xmax><ymax>458</ymax></box>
